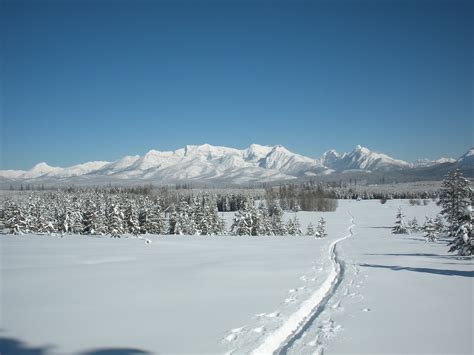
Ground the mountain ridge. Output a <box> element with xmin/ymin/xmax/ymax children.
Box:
<box><xmin>1</xmin><ymin>144</ymin><xmax>472</xmax><ymax>186</ymax></box>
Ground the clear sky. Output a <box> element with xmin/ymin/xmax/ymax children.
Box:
<box><xmin>1</xmin><ymin>0</ymin><xmax>472</xmax><ymax>169</ymax></box>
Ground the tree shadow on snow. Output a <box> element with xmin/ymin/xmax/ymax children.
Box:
<box><xmin>360</xmin><ymin>263</ymin><xmax>474</xmax><ymax>278</ymax></box>
<box><xmin>0</xmin><ymin>336</ymin><xmax>53</xmax><ymax>355</ymax></box>
<box><xmin>81</xmin><ymin>348</ymin><xmax>152</xmax><ymax>355</ymax></box>
<box><xmin>0</xmin><ymin>336</ymin><xmax>152</xmax><ymax>355</ymax></box>
<box><xmin>365</xmin><ymin>252</ymin><xmax>472</xmax><ymax>261</ymax></box>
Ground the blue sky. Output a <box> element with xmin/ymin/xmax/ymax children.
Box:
<box><xmin>1</xmin><ymin>0</ymin><xmax>472</xmax><ymax>169</ymax></box>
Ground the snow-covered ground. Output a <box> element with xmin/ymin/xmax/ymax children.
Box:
<box><xmin>1</xmin><ymin>200</ymin><xmax>472</xmax><ymax>354</ymax></box>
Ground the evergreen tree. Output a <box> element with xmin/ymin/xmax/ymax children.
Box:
<box><xmin>140</xmin><ymin>199</ymin><xmax>165</xmax><ymax>235</ymax></box>
<box><xmin>438</xmin><ymin>169</ymin><xmax>471</xmax><ymax>236</ymax></box>
<box><xmin>316</xmin><ymin>217</ymin><xmax>327</xmax><ymax>238</ymax></box>
<box><xmin>172</xmin><ymin>199</ymin><xmax>197</xmax><ymax>235</ymax></box>
<box><xmin>306</xmin><ymin>222</ymin><xmax>315</xmax><ymax>236</ymax></box>
<box><xmin>82</xmin><ymin>198</ymin><xmax>106</xmax><ymax>235</ymax></box>
<box><xmin>438</xmin><ymin>169</ymin><xmax>473</xmax><ymax>255</ymax></box>
<box><xmin>408</xmin><ymin>217</ymin><xmax>420</xmax><ymax>232</ymax></box>
<box><xmin>256</xmin><ymin>203</ymin><xmax>272</xmax><ymax>236</ymax></box>
<box><xmin>5</xmin><ymin>202</ymin><xmax>27</xmax><ymax>234</ymax></box>
<box><xmin>448</xmin><ymin>205</ymin><xmax>473</xmax><ymax>256</ymax></box>
<box><xmin>268</xmin><ymin>201</ymin><xmax>286</xmax><ymax>236</ymax></box>
<box><xmin>422</xmin><ymin>217</ymin><xmax>438</xmax><ymax>242</ymax></box>
<box><xmin>124</xmin><ymin>202</ymin><xmax>140</xmax><ymax>235</ymax></box>
<box><xmin>168</xmin><ymin>204</ymin><xmax>178</xmax><ymax>235</ymax></box>
<box><xmin>107</xmin><ymin>202</ymin><xmax>124</xmax><ymax>237</ymax></box>
<box><xmin>434</xmin><ymin>215</ymin><xmax>445</xmax><ymax>233</ymax></box>
<box><xmin>286</xmin><ymin>215</ymin><xmax>302</xmax><ymax>236</ymax></box>
<box><xmin>231</xmin><ymin>197</ymin><xmax>256</xmax><ymax>236</ymax></box>
<box><xmin>392</xmin><ymin>208</ymin><xmax>408</xmax><ymax>234</ymax></box>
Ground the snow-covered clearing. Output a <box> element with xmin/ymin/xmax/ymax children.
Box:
<box><xmin>1</xmin><ymin>200</ymin><xmax>472</xmax><ymax>355</ymax></box>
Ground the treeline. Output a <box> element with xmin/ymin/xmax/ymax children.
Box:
<box><xmin>0</xmin><ymin>190</ymin><xmax>327</xmax><ymax>237</ymax></box>
<box><xmin>264</xmin><ymin>182</ymin><xmax>338</xmax><ymax>212</ymax></box>
<box><xmin>0</xmin><ymin>191</ymin><xmax>224</xmax><ymax>236</ymax></box>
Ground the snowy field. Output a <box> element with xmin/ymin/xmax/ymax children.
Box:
<box><xmin>1</xmin><ymin>200</ymin><xmax>472</xmax><ymax>355</ymax></box>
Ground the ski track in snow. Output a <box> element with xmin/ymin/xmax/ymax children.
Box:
<box><xmin>250</xmin><ymin>213</ymin><xmax>355</xmax><ymax>355</ymax></box>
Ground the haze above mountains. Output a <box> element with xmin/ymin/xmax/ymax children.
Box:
<box><xmin>1</xmin><ymin>144</ymin><xmax>472</xmax><ymax>187</ymax></box>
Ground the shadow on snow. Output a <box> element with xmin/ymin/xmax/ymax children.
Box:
<box><xmin>81</xmin><ymin>349</ymin><xmax>151</xmax><ymax>355</ymax></box>
<box><xmin>0</xmin><ymin>336</ymin><xmax>52</xmax><ymax>355</ymax></box>
<box><xmin>359</xmin><ymin>263</ymin><xmax>474</xmax><ymax>278</ymax></box>
<box><xmin>365</xmin><ymin>252</ymin><xmax>472</xmax><ymax>261</ymax></box>
<box><xmin>0</xmin><ymin>336</ymin><xmax>151</xmax><ymax>355</ymax></box>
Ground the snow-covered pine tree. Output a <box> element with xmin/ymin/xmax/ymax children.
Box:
<box><xmin>194</xmin><ymin>196</ymin><xmax>208</xmax><ymax>235</ymax></box>
<box><xmin>24</xmin><ymin>199</ymin><xmax>37</xmax><ymax>233</ymax></box>
<box><xmin>448</xmin><ymin>205</ymin><xmax>473</xmax><ymax>256</ymax></box>
<box><xmin>422</xmin><ymin>217</ymin><xmax>438</xmax><ymax>242</ymax></box>
<box><xmin>107</xmin><ymin>201</ymin><xmax>124</xmax><ymax>237</ymax></box>
<box><xmin>286</xmin><ymin>215</ymin><xmax>302</xmax><ymax>236</ymax></box>
<box><xmin>231</xmin><ymin>197</ymin><xmax>255</xmax><ymax>236</ymax></box>
<box><xmin>172</xmin><ymin>199</ymin><xmax>197</xmax><ymax>235</ymax></box>
<box><xmin>206</xmin><ymin>196</ymin><xmax>226</xmax><ymax>235</ymax></box>
<box><xmin>392</xmin><ymin>207</ymin><xmax>408</xmax><ymax>234</ymax></box>
<box><xmin>124</xmin><ymin>201</ymin><xmax>140</xmax><ymax>235</ymax></box>
<box><xmin>408</xmin><ymin>217</ymin><xmax>420</xmax><ymax>232</ymax></box>
<box><xmin>140</xmin><ymin>198</ymin><xmax>165</xmax><ymax>235</ymax></box>
<box><xmin>0</xmin><ymin>203</ymin><xmax>5</xmax><ymax>231</ymax></box>
<box><xmin>316</xmin><ymin>217</ymin><xmax>327</xmax><ymax>238</ymax></box>
<box><xmin>59</xmin><ymin>208</ymin><xmax>71</xmax><ymax>234</ymax></box>
<box><xmin>434</xmin><ymin>215</ymin><xmax>445</xmax><ymax>233</ymax></box>
<box><xmin>167</xmin><ymin>204</ymin><xmax>178</xmax><ymax>234</ymax></box>
<box><xmin>268</xmin><ymin>201</ymin><xmax>286</xmax><ymax>236</ymax></box>
<box><xmin>215</xmin><ymin>213</ymin><xmax>226</xmax><ymax>235</ymax></box>
<box><xmin>4</xmin><ymin>202</ymin><xmax>27</xmax><ymax>234</ymax></box>
<box><xmin>438</xmin><ymin>169</ymin><xmax>471</xmax><ymax>236</ymax></box>
<box><xmin>438</xmin><ymin>169</ymin><xmax>473</xmax><ymax>255</ymax></box>
<box><xmin>82</xmin><ymin>198</ymin><xmax>106</xmax><ymax>235</ymax></box>
<box><xmin>306</xmin><ymin>222</ymin><xmax>315</xmax><ymax>236</ymax></box>
<box><xmin>67</xmin><ymin>198</ymin><xmax>83</xmax><ymax>234</ymax></box>
<box><xmin>256</xmin><ymin>203</ymin><xmax>272</xmax><ymax>236</ymax></box>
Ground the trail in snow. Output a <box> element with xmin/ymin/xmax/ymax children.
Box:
<box><xmin>250</xmin><ymin>213</ymin><xmax>355</xmax><ymax>355</ymax></box>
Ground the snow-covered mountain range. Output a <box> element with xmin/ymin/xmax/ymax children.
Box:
<box><xmin>1</xmin><ymin>144</ymin><xmax>472</xmax><ymax>186</ymax></box>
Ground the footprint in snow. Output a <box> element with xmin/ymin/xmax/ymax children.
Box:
<box><xmin>223</xmin><ymin>326</ymin><xmax>245</xmax><ymax>342</ymax></box>
<box><xmin>224</xmin><ymin>333</ymin><xmax>237</xmax><ymax>342</ymax></box>
<box><xmin>252</xmin><ymin>326</ymin><xmax>265</xmax><ymax>333</ymax></box>
<box><xmin>288</xmin><ymin>288</ymin><xmax>297</xmax><ymax>294</ymax></box>
<box><xmin>285</xmin><ymin>295</ymin><xmax>297</xmax><ymax>303</ymax></box>
<box><xmin>362</xmin><ymin>308</ymin><xmax>371</xmax><ymax>312</ymax></box>
<box><xmin>307</xmin><ymin>334</ymin><xmax>321</xmax><ymax>347</ymax></box>
<box><xmin>265</xmin><ymin>311</ymin><xmax>280</xmax><ymax>318</ymax></box>
<box><xmin>320</xmin><ymin>318</ymin><xmax>342</xmax><ymax>339</ymax></box>
<box><xmin>299</xmin><ymin>275</ymin><xmax>308</xmax><ymax>281</ymax></box>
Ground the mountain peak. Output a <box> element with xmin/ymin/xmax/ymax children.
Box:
<box><xmin>457</xmin><ymin>148</ymin><xmax>474</xmax><ymax>166</ymax></box>
<box><xmin>31</xmin><ymin>162</ymin><xmax>52</xmax><ymax>170</ymax></box>
<box><xmin>271</xmin><ymin>144</ymin><xmax>291</xmax><ymax>153</ymax></box>
<box><xmin>354</xmin><ymin>145</ymin><xmax>371</xmax><ymax>154</ymax></box>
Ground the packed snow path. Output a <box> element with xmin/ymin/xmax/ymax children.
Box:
<box><xmin>251</xmin><ymin>214</ymin><xmax>355</xmax><ymax>355</ymax></box>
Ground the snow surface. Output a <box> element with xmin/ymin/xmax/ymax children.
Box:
<box><xmin>1</xmin><ymin>200</ymin><xmax>472</xmax><ymax>355</ymax></box>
